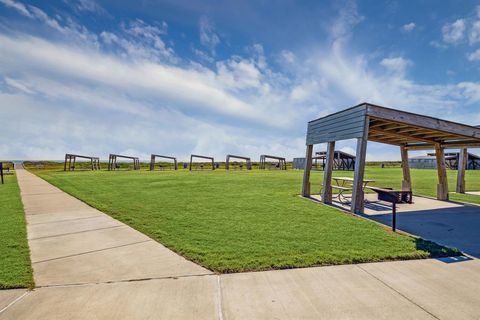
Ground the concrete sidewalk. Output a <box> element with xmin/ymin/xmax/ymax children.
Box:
<box><xmin>2</xmin><ymin>257</ymin><xmax>479</xmax><ymax>319</ymax></box>
<box><xmin>1</xmin><ymin>169</ymin><xmax>479</xmax><ymax>319</ymax></box>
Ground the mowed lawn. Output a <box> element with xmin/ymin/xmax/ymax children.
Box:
<box><xmin>0</xmin><ymin>174</ymin><xmax>34</xmax><ymax>289</ymax></box>
<box><xmin>35</xmin><ymin>167</ymin><xmax>463</xmax><ymax>273</ymax></box>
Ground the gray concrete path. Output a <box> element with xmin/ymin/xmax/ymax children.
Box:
<box><xmin>1</xmin><ymin>169</ymin><xmax>479</xmax><ymax>319</ymax></box>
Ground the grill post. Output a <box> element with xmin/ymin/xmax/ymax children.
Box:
<box><xmin>392</xmin><ymin>203</ymin><xmax>396</xmax><ymax>232</ymax></box>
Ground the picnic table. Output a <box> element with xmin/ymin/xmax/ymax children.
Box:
<box><xmin>331</xmin><ymin>177</ymin><xmax>375</xmax><ymax>204</ymax></box>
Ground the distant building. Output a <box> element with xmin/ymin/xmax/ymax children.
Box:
<box><xmin>293</xmin><ymin>151</ymin><xmax>355</xmax><ymax>170</ymax></box>
<box><xmin>409</xmin><ymin>152</ymin><xmax>480</xmax><ymax>170</ymax></box>
<box><xmin>293</xmin><ymin>157</ymin><xmax>307</xmax><ymax>169</ymax></box>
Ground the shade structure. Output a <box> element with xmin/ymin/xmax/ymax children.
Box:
<box><xmin>302</xmin><ymin>103</ymin><xmax>480</xmax><ymax>213</ymax></box>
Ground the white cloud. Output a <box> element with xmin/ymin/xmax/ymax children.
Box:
<box><xmin>429</xmin><ymin>40</ymin><xmax>447</xmax><ymax>49</ymax></box>
<box><xmin>467</xmin><ymin>48</ymin><xmax>480</xmax><ymax>61</ymax></box>
<box><xmin>380</xmin><ymin>57</ymin><xmax>412</xmax><ymax>74</ymax></box>
<box><xmin>1</xmin><ymin>0</ymin><xmax>98</xmax><ymax>44</ymax></box>
<box><xmin>199</xmin><ymin>16</ymin><xmax>220</xmax><ymax>53</ymax></box>
<box><xmin>0</xmin><ymin>32</ymin><xmax>303</xmax><ymax>134</ymax></box>
<box><xmin>469</xmin><ymin>20</ymin><xmax>480</xmax><ymax>45</ymax></box>
<box><xmin>70</xmin><ymin>0</ymin><xmax>106</xmax><ymax>14</ymax></box>
<box><xmin>0</xmin><ymin>0</ymin><xmax>31</xmax><ymax>17</ymax></box>
<box><xmin>457</xmin><ymin>82</ymin><xmax>480</xmax><ymax>104</ymax></box>
<box><xmin>330</xmin><ymin>0</ymin><xmax>364</xmax><ymax>40</ymax></box>
<box><xmin>402</xmin><ymin>22</ymin><xmax>416</xmax><ymax>32</ymax></box>
<box><xmin>216</xmin><ymin>57</ymin><xmax>262</xmax><ymax>90</ymax></box>
<box><xmin>279</xmin><ymin>50</ymin><xmax>296</xmax><ymax>64</ymax></box>
<box><xmin>442</xmin><ymin>19</ymin><xmax>466</xmax><ymax>44</ymax></box>
<box><xmin>192</xmin><ymin>47</ymin><xmax>214</xmax><ymax>63</ymax></box>
<box><xmin>100</xmin><ymin>20</ymin><xmax>175</xmax><ymax>62</ymax></box>
<box><xmin>4</xmin><ymin>77</ymin><xmax>36</xmax><ymax>94</ymax></box>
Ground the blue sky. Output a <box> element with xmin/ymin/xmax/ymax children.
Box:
<box><xmin>0</xmin><ymin>0</ymin><xmax>480</xmax><ymax>161</ymax></box>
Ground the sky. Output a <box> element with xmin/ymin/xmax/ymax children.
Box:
<box><xmin>0</xmin><ymin>0</ymin><xmax>480</xmax><ymax>161</ymax></box>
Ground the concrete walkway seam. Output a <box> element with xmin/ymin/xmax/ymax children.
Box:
<box><xmin>356</xmin><ymin>264</ymin><xmax>440</xmax><ymax>320</ymax></box>
<box><xmin>0</xmin><ymin>291</ymin><xmax>29</xmax><ymax>316</ymax></box>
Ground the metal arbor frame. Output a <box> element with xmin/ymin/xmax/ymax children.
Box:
<box><xmin>259</xmin><ymin>155</ymin><xmax>287</xmax><ymax>170</ymax></box>
<box><xmin>108</xmin><ymin>154</ymin><xmax>140</xmax><ymax>171</ymax></box>
<box><xmin>189</xmin><ymin>154</ymin><xmax>215</xmax><ymax>171</ymax></box>
<box><xmin>302</xmin><ymin>102</ymin><xmax>480</xmax><ymax>214</ymax></box>
<box><xmin>149</xmin><ymin>154</ymin><xmax>178</xmax><ymax>171</ymax></box>
<box><xmin>225</xmin><ymin>155</ymin><xmax>252</xmax><ymax>170</ymax></box>
<box><xmin>64</xmin><ymin>154</ymin><xmax>100</xmax><ymax>171</ymax></box>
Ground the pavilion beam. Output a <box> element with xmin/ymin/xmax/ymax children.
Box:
<box><xmin>370</xmin><ymin>129</ymin><xmax>438</xmax><ymax>144</ymax></box>
<box><xmin>302</xmin><ymin>144</ymin><xmax>313</xmax><ymax>197</ymax></box>
<box><xmin>400</xmin><ymin>145</ymin><xmax>412</xmax><ymax>192</ymax></box>
<box><xmin>435</xmin><ymin>144</ymin><xmax>449</xmax><ymax>201</ymax></box>
<box><xmin>321</xmin><ymin>141</ymin><xmax>335</xmax><ymax>204</ymax></box>
<box><xmin>456</xmin><ymin>148</ymin><xmax>467</xmax><ymax>194</ymax></box>
<box><xmin>351</xmin><ymin>116</ymin><xmax>370</xmax><ymax>214</ymax></box>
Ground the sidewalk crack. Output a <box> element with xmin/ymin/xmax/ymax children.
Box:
<box><xmin>32</xmin><ymin>240</ymin><xmax>153</xmax><ymax>264</ymax></box>
<box><xmin>356</xmin><ymin>265</ymin><xmax>440</xmax><ymax>320</ymax></box>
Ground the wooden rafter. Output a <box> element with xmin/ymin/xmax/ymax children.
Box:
<box><xmin>370</xmin><ymin>128</ymin><xmax>439</xmax><ymax>144</ymax></box>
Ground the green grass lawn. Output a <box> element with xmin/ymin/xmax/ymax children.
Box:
<box><xmin>35</xmin><ymin>168</ymin><xmax>461</xmax><ymax>273</ymax></box>
<box><xmin>0</xmin><ymin>174</ymin><xmax>34</xmax><ymax>289</ymax></box>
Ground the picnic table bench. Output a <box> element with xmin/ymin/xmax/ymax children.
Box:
<box><xmin>331</xmin><ymin>177</ymin><xmax>375</xmax><ymax>204</ymax></box>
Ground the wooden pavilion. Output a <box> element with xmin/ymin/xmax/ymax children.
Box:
<box><xmin>302</xmin><ymin>103</ymin><xmax>480</xmax><ymax>213</ymax></box>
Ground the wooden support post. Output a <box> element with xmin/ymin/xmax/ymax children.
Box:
<box><xmin>321</xmin><ymin>141</ymin><xmax>335</xmax><ymax>203</ymax></box>
<box><xmin>435</xmin><ymin>144</ymin><xmax>449</xmax><ymax>200</ymax></box>
<box><xmin>351</xmin><ymin>117</ymin><xmax>369</xmax><ymax>214</ymax></box>
<box><xmin>150</xmin><ymin>155</ymin><xmax>154</xmax><ymax>171</ymax></box>
<box><xmin>64</xmin><ymin>155</ymin><xmax>68</xmax><ymax>171</ymax></box>
<box><xmin>400</xmin><ymin>145</ymin><xmax>412</xmax><ymax>192</ymax></box>
<box><xmin>302</xmin><ymin>144</ymin><xmax>313</xmax><ymax>197</ymax></box>
<box><xmin>456</xmin><ymin>148</ymin><xmax>467</xmax><ymax>194</ymax></box>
